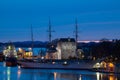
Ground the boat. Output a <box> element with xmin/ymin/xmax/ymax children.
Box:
<box><xmin>0</xmin><ymin>53</ymin><xmax>5</xmax><ymax>62</ymax></box>
<box><xmin>17</xmin><ymin>20</ymin><xmax>95</xmax><ymax>70</ymax></box>
<box><xmin>0</xmin><ymin>46</ymin><xmax>5</xmax><ymax>62</ymax></box>
<box><xmin>17</xmin><ymin>23</ymin><xmax>94</xmax><ymax>70</ymax></box>
<box><xmin>3</xmin><ymin>42</ymin><xmax>18</xmax><ymax>66</ymax></box>
<box><xmin>17</xmin><ymin>59</ymin><xmax>94</xmax><ymax>70</ymax></box>
<box><xmin>5</xmin><ymin>56</ymin><xmax>17</xmax><ymax>66</ymax></box>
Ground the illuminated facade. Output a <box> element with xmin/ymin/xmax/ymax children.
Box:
<box><xmin>24</xmin><ymin>51</ymin><xmax>32</xmax><ymax>57</ymax></box>
<box><xmin>17</xmin><ymin>48</ymin><xmax>33</xmax><ymax>59</ymax></box>
<box><xmin>46</xmin><ymin>38</ymin><xmax>77</xmax><ymax>60</ymax></box>
<box><xmin>56</xmin><ymin>38</ymin><xmax>77</xmax><ymax>59</ymax></box>
<box><xmin>76</xmin><ymin>49</ymin><xmax>84</xmax><ymax>59</ymax></box>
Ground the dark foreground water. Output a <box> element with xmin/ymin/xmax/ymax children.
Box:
<box><xmin>0</xmin><ymin>62</ymin><xmax>120</xmax><ymax>80</ymax></box>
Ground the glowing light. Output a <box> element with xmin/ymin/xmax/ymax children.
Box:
<box><xmin>28</xmin><ymin>48</ymin><xmax>32</xmax><ymax>51</ymax></box>
<box><xmin>18</xmin><ymin>48</ymin><xmax>22</xmax><ymax>52</ymax></box>
<box><xmin>82</xmin><ymin>55</ymin><xmax>84</xmax><ymax>58</ymax></box>
<box><xmin>96</xmin><ymin>72</ymin><xmax>100</xmax><ymax>80</ymax></box>
<box><xmin>94</xmin><ymin>63</ymin><xmax>101</xmax><ymax>68</ymax></box>
<box><xmin>109</xmin><ymin>63</ymin><xmax>114</xmax><ymax>67</ymax></box>
<box><xmin>64</xmin><ymin>61</ymin><xmax>67</xmax><ymax>64</ymax></box>
<box><xmin>100</xmin><ymin>61</ymin><xmax>107</xmax><ymax>68</ymax></box>
<box><xmin>41</xmin><ymin>57</ymin><xmax>44</xmax><ymax>59</ymax></box>
<box><xmin>52</xmin><ymin>62</ymin><xmax>55</xmax><ymax>64</ymax></box>
<box><xmin>25</xmin><ymin>52</ymin><xmax>32</xmax><ymax>57</ymax></box>
<box><xmin>18</xmin><ymin>66</ymin><xmax>21</xmax><ymax>69</ymax></box>
<box><xmin>8</xmin><ymin>46</ymin><xmax>11</xmax><ymax>49</ymax></box>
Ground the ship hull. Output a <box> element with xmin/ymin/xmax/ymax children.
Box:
<box><xmin>18</xmin><ymin>61</ymin><xmax>94</xmax><ymax>70</ymax></box>
<box><xmin>5</xmin><ymin>57</ymin><xmax>17</xmax><ymax>67</ymax></box>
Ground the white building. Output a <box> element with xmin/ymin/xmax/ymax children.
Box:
<box><xmin>46</xmin><ymin>38</ymin><xmax>77</xmax><ymax>60</ymax></box>
<box><xmin>56</xmin><ymin>38</ymin><xmax>77</xmax><ymax>59</ymax></box>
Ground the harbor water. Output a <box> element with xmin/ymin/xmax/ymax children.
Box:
<box><xmin>0</xmin><ymin>62</ymin><xmax>120</xmax><ymax>80</ymax></box>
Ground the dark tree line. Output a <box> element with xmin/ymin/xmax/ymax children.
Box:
<box><xmin>89</xmin><ymin>40</ymin><xmax>120</xmax><ymax>59</ymax></box>
<box><xmin>78</xmin><ymin>39</ymin><xmax>120</xmax><ymax>61</ymax></box>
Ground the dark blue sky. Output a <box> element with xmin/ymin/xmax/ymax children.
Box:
<box><xmin>0</xmin><ymin>0</ymin><xmax>120</xmax><ymax>42</ymax></box>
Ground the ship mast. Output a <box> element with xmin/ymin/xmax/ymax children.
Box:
<box><xmin>75</xmin><ymin>18</ymin><xmax>79</xmax><ymax>59</ymax></box>
<box><xmin>47</xmin><ymin>18</ymin><xmax>54</xmax><ymax>43</ymax></box>
<box><xmin>75</xmin><ymin>18</ymin><xmax>79</xmax><ymax>44</ymax></box>
<box><xmin>31</xmin><ymin>24</ymin><xmax>34</xmax><ymax>54</ymax></box>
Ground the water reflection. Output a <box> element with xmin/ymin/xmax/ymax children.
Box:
<box><xmin>17</xmin><ymin>69</ymin><xmax>21</xmax><ymax>79</ymax></box>
<box><xmin>54</xmin><ymin>72</ymin><xmax>57</xmax><ymax>80</ymax></box>
<box><xmin>2</xmin><ymin>69</ymin><xmax>120</xmax><ymax>80</ymax></box>
<box><xmin>96</xmin><ymin>72</ymin><xmax>100</xmax><ymax>80</ymax></box>
<box><xmin>0</xmin><ymin>62</ymin><xmax>119</xmax><ymax>80</ymax></box>
<box><xmin>7</xmin><ymin>67</ymin><xmax>10</xmax><ymax>80</ymax></box>
<box><xmin>95</xmin><ymin>72</ymin><xmax>119</xmax><ymax>80</ymax></box>
<box><xmin>53</xmin><ymin>72</ymin><xmax>78</xmax><ymax>80</ymax></box>
<box><xmin>109</xmin><ymin>74</ymin><xmax>117</xmax><ymax>80</ymax></box>
<box><xmin>79</xmin><ymin>75</ymin><xmax>82</xmax><ymax>80</ymax></box>
<box><xmin>51</xmin><ymin>70</ymin><xmax>119</xmax><ymax>80</ymax></box>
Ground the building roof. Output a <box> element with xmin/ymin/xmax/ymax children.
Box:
<box><xmin>58</xmin><ymin>38</ymin><xmax>75</xmax><ymax>42</ymax></box>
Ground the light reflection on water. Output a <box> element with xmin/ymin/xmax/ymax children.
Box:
<box><xmin>0</xmin><ymin>62</ymin><xmax>120</xmax><ymax>80</ymax></box>
<box><xmin>7</xmin><ymin>67</ymin><xmax>11</xmax><ymax>80</ymax></box>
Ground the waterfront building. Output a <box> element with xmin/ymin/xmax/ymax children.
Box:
<box><xmin>46</xmin><ymin>38</ymin><xmax>77</xmax><ymax>60</ymax></box>
<box><xmin>92</xmin><ymin>60</ymin><xmax>120</xmax><ymax>73</ymax></box>
<box><xmin>76</xmin><ymin>49</ymin><xmax>84</xmax><ymax>59</ymax></box>
<box><xmin>17</xmin><ymin>48</ymin><xmax>33</xmax><ymax>59</ymax></box>
<box><xmin>56</xmin><ymin>38</ymin><xmax>77</xmax><ymax>59</ymax></box>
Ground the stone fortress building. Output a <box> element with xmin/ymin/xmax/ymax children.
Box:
<box><xmin>46</xmin><ymin>38</ymin><xmax>79</xmax><ymax>60</ymax></box>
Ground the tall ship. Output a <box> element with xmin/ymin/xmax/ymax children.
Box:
<box><xmin>17</xmin><ymin>19</ymin><xmax>95</xmax><ymax>70</ymax></box>
<box><xmin>17</xmin><ymin>19</ymin><xmax>120</xmax><ymax>73</ymax></box>
<box><xmin>18</xmin><ymin>37</ymin><xmax>95</xmax><ymax>70</ymax></box>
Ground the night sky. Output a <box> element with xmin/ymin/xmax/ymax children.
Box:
<box><xmin>0</xmin><ymin>0</ymin><xmax>120</xmax><ymax>42</ymax></box>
